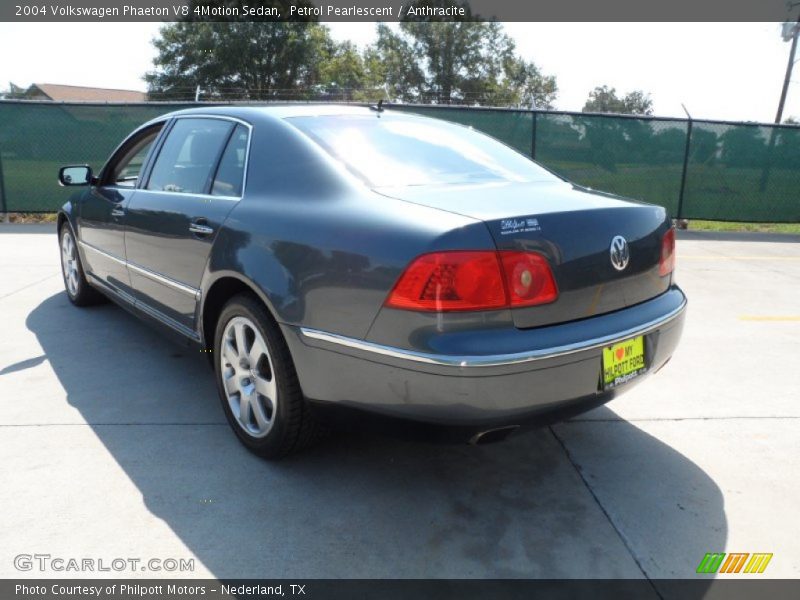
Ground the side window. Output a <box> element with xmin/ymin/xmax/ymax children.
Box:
<box><xmin>211</xmin><ymin>124</ymin><xmax>249</xmax><ymax>197</ymax></box>
<box><xmin>106</xmin><ymin>125</ymin><xmax>162</xmax><ymax>188</ymax></box>
<box><xmin>147</xmin><ymin>118</ymin><xmax>233</xmax><ymax>194</ymax></box>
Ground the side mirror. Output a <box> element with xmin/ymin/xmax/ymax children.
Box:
<box><xmin>58</xmin><ymin>165</ymin><xmax>93</xmax><ymax>187</ymax></box>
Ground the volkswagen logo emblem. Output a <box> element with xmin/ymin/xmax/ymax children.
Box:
<box><xmin>609</xmin><ymin>236</ymin><xmax>630</xmax><ymax>271</ymax></box>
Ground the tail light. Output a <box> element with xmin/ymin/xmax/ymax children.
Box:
<box><xmin>385</xmin><ymin>250</ymin><xmax>558</xmax><ymax>312</ymax></box>
<box><xmin>499</xmin><ymin>251</ymin><xmax>558</xmax><ymax>307</ymax></box>
<box><xmin>659</xmin><ymin>228</ymin><xmax>676</xmax><ymax>276</ymax></box>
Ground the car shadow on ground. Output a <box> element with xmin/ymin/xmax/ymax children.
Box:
<box><xmin>26</xmin><ymin>291</ymin><xmax>726</xmax><ymax>591</ymax></box>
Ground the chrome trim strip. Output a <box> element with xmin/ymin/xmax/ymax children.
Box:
<box><xmin>87</xmin><ymin>272</ymin><xmax>200</xmax><ymax>342</ymax></box>
<box><xmin>137</xmin><ymin>189</ymin><xmax>241</xmax><ymax>202</ymax></box>
<box><xmin>134</xmin><ymin>296</ymin><xmax>201</xmax><ymax>341</ymax></box>
<box><xmin>78</xmin><ymin>240</ymin><xmax>126</xmax><ymax>266</ymax></box>
<box><xmin>79</xmin><ymin>240</ymin><xmax>199</xmax><ymax>298</ymax></box>
<box><xmin>126</xmin><ymin>262</ymin><xmax>198</xmax><ymax>298</ymax></box>
<box><xmin>300</xmin><ymin>299</ymin><xmax>686</xmax><ymax>368</ymax></box>
<box><xmin>172</xmin><ymin>113</ymin><xmax>252</xmax><ymax>128</ymax></box>
<box><xmin>85</xmin><ymin>271</ymin><xmax>137</xmax><ymax>305</ymax></box>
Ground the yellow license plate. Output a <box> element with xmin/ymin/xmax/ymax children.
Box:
<box><xmin>602</xmin><ymin>336</ymin><xmax>646</xmax><ymax>389</ymax></box>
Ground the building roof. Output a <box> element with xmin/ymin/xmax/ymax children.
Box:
<box><xmin>27</xmin><ymin>83</ymin><xmax>147</xmax><ymax>102</ymax></box>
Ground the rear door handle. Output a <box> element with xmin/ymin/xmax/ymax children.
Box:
<box><xmin>189</xmin><ymin>222</ymin><xmax>214</xmax><ymax>236</ymax></box>
<box><xmin>111</xmin><ymin>207</ymin><xmax>125</xmax><ymax>218</ymax></box>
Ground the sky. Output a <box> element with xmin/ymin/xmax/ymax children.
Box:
<box><xmin>0</xmin><ymin>21</ymin><xmax>797</xmax><ymax>122</ymax></box>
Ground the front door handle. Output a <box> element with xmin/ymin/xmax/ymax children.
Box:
<box><xmin>189</xmin><ymin>222</ymin><xmax>214</xmax><ymax>236</ymax></box>
<box><xmin>110</xmin><ymin>206</ymin><xmax>125</xmax><ymax>218</ymax></box>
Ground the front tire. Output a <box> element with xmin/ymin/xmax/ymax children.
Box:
<box><xmin>213</xmin><ymin>293</ymin><xmax>320</xmax><ymax>458</ymax></box>
<box><xmin>59</xmin><ymin>223</ymin><xmax>104</xmax><ymax>306</ymax></box>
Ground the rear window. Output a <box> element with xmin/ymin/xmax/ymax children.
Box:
<box><xmin>288</xmin><ymin>115</ymin><xmax>560</xmax><ymax>188</ymax></box>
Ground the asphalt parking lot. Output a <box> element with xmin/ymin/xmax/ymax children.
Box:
<box><xmin>1</xmin><ymin>224</ymin><xmax>798</xmax><ymax>590</ymax></box>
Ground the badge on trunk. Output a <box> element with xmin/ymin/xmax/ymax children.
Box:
<box><xmin>609</xmin><ymin>235</ymin><xmax>630</xmax><ymax>271</ymax></box>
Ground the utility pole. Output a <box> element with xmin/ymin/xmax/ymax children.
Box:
<box><xmin>0</xmin><ymin>150</ymin><xmax>7</xmax><ymax>223</ymax></box>
<box><xmin>775</xmin><ymin>16</ymin><xmax>800</xmax><ymax>124</ymax></box>
<box><xmin>758</xmin><ymin>15</ymin><xmax>800</xmax><ymax>192</ymax></box>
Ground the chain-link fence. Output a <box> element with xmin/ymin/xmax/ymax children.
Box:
<box><xmin>0</xmin><ymin>101</ymin><xmax>193</xmax><ymax>213</ymax></box>
<box><xmin>1</xmin><ymin>100</ymin><xmax>798</xmax><ymax>221</ymax></box>
<box><xmin>393</xmin><ymin>105</ymin><xmax>800</xmax><ymax>223</ymax></box>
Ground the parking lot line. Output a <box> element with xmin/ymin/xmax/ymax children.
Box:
<box><xmin>738</xmin><ymin>315</ymin><xmax>800</xmax><ymax>321</ymax></box>
<box><xmin>681</xmin><ymin>256</ymin><xmax>800</xmax><ymax>261</ymax></box>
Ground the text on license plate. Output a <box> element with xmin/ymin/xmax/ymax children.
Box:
<box><xmin>602</xmin><ymin>336</ymin><xmax>646</xmax><ymax>389</ymax></box>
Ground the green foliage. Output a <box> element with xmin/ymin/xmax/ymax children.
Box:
<box><xmin>364</xmin><ymin>1</ymin><xmax>558</xmax><ymax>106</ymax></box>
<box><xmin>145</xmin><ymin>2</ymin><xmax>334</xmax><ymax>100</ymax></box>
<box><xmin>362</xmin><ymin>23</ymin><xmax>425</xmax><ymax>101</ymax></box>
<box><xmin>319</xmin><ymin>41</ymin><xmax>367</xmax><ymax>100</ymax></box>
<box><xmin>583</xmin><ymin>85</ymin><xmax>653</xmax><ymax>115</ymax></box>
<box><xmin>498</xmin><ymin>57</ymin><xmax>558</xmax><ymax>109</ymax></box>
<box><xmin>144</xmin><ymin>3</ymin><xmax>557</xmax><ymax>106</ymax></box>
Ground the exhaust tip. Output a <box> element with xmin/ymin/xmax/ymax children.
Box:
<box><xmin>469</xmin><ymin>425</ymin><xmax>520</xmax><ymax>446</ymax></box>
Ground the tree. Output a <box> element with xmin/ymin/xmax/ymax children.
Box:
<box><xmin>1</xmin><ymin>82</ymin><xmax>27</xmax><ymax>100</ymax></box>
<box><xmin>583</xmin><ymin>85</ymin><xmax>653</xmax><ymax>115</ymax></box>
<box><xmin>145</xmin><ymin>3</ymin><xmax>338</xmax><ymax>100</ymax></box>
<box><xmin>497</xmin><ymin>56</ymin><xmax>558</xmax><ymax>109</ymax></box>
<box><xmin>318</xmin><ymin>41</ymin><xmax>367</xmax><ymax>100</ymax></box>
<box><xmin>620</xmin><ymin>90</ymin><xmax>653</xmax><ymax>115</ymax></box>
<box><xmin>366</xmin><ymin>1</ymin><xmax>556</xmax><ymax>106</ymax></box>
<box><xmin>362</xmin><ymin>23</ymin><xmax>425</xmax><ymax>101</ymax></box>
<box><xmin>144</xmin><ymin>0</ymin><xmax>557</xmax><ymax>107</ymax></box>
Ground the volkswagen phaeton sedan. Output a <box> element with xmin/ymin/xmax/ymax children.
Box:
<box><xmin>57</xmin><ymin>105</ymin><xmax>686</xmax><ymax>458</ymax></box>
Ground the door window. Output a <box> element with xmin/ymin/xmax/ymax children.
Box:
<box><xmin>147</xmin><ymin>118</ymin><xmax>233</xmax><ymax>194</ymax></box>
<box><xmin>104</xmin><ymin>125</ymin><xmax>163</xmax><ymax>188</ymax></box>
<box><xmin>211</xmin><ymin>124</ymin><xmax>249</xmax><ymax>197</ymax></box>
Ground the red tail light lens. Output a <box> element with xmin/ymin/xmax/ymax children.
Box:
<box><xmin>499</xmin><ymin>251</ymin><xmax>559</xmax><ymax>307</ymax></box>
<box><xmin>385</xmin><ymin>250</ymin><xmax>558</xmax><ymax>312</ymax></box>
<box><xmin>385</xmin><ymin>251</ymin><xmax>506</xmax><ymax>311</ymax></box>
<box><xmin>659</xmin><ymin>228</ymin><xmax>676</xmax><ymax>276</ymax></box>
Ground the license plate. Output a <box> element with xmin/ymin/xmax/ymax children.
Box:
<box><xmin>602</xmin><ymin>336</ymin><xmax>646</xmax><ymax>390</ymax></box>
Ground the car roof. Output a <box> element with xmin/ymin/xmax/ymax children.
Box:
<box><xmin>159</xmin><ymin>103</ymin><xmax>397</xmax><ymax>124</ymax></box>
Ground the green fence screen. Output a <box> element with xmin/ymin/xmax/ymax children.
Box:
<box><xmin>1</xmin><ymin>100</ymin><xmax>798</xmax><ymax>221</ymax></box>
<box><xmin>396</xmin><ymin>105</ymin><xmax>800</xmax><ymax>223</ymax></box>
<box><xmin>0</xmin><ymin>102</ymin><xmax>191</xmax><ymax>213</ymax></box>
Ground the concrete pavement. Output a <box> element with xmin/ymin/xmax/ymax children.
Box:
<box><xmin>0</xmin><ymin>223</ymin><xmax>798</xmax><ymax>591</ymax></box>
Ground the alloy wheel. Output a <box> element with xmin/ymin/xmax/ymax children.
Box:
<box><xmin>61</xmin><ymin>230</ymin><xmax>79</xmax><ymax>297</ymax></box>
<box><xmin>220</xmin><ymin>316</ymin><xmax>278</xmax><ymax>438</ymax></box>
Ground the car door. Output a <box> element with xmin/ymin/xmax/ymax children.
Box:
<box><xmin>124</xmin><ymin>116</ymin><xmax>250</xmax><ymax>332</ymax></box>
<box><xmin>78</xmin><ymin>123</ymin><xmax>164</xmax><ymax>298</ymax></box>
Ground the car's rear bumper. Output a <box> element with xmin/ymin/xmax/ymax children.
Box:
<box><xmin>282</xmin><ymin>286</ymin><xmax>686</xmax><ymax>428</ymax></box>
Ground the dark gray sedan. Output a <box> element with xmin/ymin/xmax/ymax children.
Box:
<box><xmin>57</xmin><ymin>105</ymin><xmax>686</xmax><ymax>458</ymax></box>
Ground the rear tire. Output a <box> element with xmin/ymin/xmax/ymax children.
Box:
<box><xmin>59</xmin><ymin>223</ymin><xmax>105</xmax><ymax>307</ymax></box>
<box><xmin>213</xmin><ymin>293</ymin><xmax>320</xmax><ymax>458</ymax></box>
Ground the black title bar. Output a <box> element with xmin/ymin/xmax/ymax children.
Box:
<box><xmin>3</xmin><ymin>0</ymin><xmax>800</xmax><ymax>22</ymax></box>
<box><xmin>5</xmin><ymin>579</ymin><xmax>800</xmax><ymax>600</ymax></box>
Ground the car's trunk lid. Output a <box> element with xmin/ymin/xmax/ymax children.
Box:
<box><xmin>377</xmin><ymin>181</ymin><xmax>672</xmax><ymax>328</ymax></box>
